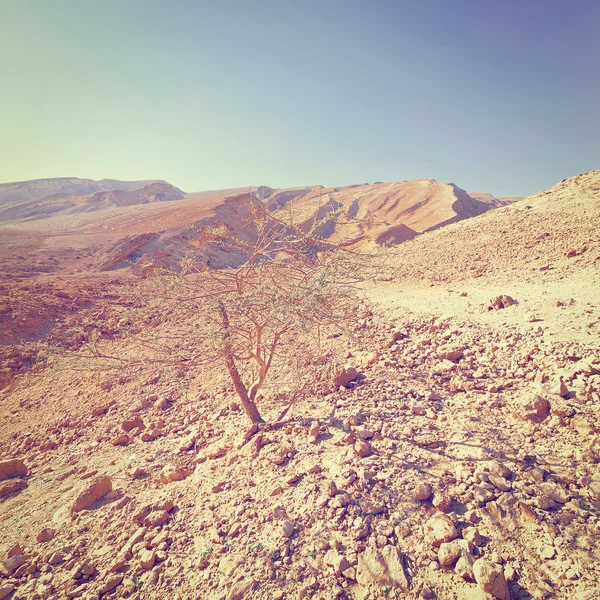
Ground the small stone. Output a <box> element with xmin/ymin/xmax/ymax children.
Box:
<box><xmin>159</xmin><ymin>465</ymin><xmax>188</xmax><ymax>484</ymax></box>
<box><xmin>432</xmin><ymin>493</ymin><xmax>453</xmax><ymax>512</ymax></box>
<box><xmin>356</xmin><ymin>545</ymin><xmax>408</xmax><ymax>589</ymax></box>
<box><xmin>521</xmin><ymin>395</ymin><xmax>550</xmax><ymax>421</ymax></box>
<box><xmin>541</xmin><ymin>546</ymin><xmax>556</xmax><ymax>560</ymax></box>
<box><xmin>98</xmin><ymin>574</ymin><xmax>123</xmax><ymax>595</ymax></box>
<box><xmin>218</xmin><ymin>554</ymin><xmax>245</xmax><ymax>576</ymax></box>
<box><xmin>227</xmin><ymin>578</ymin><xmax>257</xmax><ymax>600</ymax></box>
<box><xmin>111</xmin><ymin>435</ymin><xmax>130</xmax><ymax>446</ymax></box>
<box><xmin>462</xmin><ymin>527</ymin><xmax>482</xmax><ymax>546</ymax></box>
<box><xmin>411</xmin><ymin>401</ymin><xmax>427</xmax><ymax>415</ymax></box>
<box><xmin>327</xmin><ymin>480</ymin><xmax>339</xmax><ymax>497</ymax></box>
<box><xmin>282</xmin><ymin>521</ymin><xmax>294</xmax><ymax>537</ymax></box>
<box><xmin>488</xmin><ymin>475</ymin><xmax>512</xmax><ymax>492</ymax></box>
<box><xmin>490</xmin><ymin>295</ymin><xmax>515</xmax><ymax>310</ymax></box>
<box><xmin>0</xmin><ymin>478</ymin><xmax>27</xmax><ymax>498</ymax></box>
<box><xmin>539</xmin><ymin>483</ymin><xmax>569</xmax><ymax>504</ymax></box>
<box><xmin>1</xmin><ymin>554</ymin><xmax>27</xmax><ymax>576</ymax></box>
<box><xmin>455</xmin><ymin>552</ymin><xmax>476</xmax><ymax>581</ymax></box>
<box><xmin>334</xmin><ymin>365</ymin><xmax>358</xmax><ymax>387</ymax></box>
<box><xmin>48</xmin><ymin>551</ymin><xmax>64</xmax><ymax>565</ymax></box>
<box><xmin>359</xmin><ymin>498</ymin><xmax>384</xmax><ymax>514</ymax></box>
<box><xmin>144</xmin><ymin>509</ymin><xmax>170</xmax><ymax>528</ymax></box>
<box><xmin>565</xmin><ymin>568</ymin><xmax>578</xmax><ymax>580</ymax></box>
<box><xmin>7</xmin><ymin>544</ymin><xmax>22</xmax><ymax>558</ymax></box>
<box><xmin>412</xmin><ymin>484</ymin><xmax>433</xmax><ymax>501</ymax></box>
<box><xmin>354</xmin><ymin>439</ymin><xmax>371</xmax><ymax>458</ymax></box>
<box><xmin>122</xmin><ymin>416</ymin><xmax>145</xmax><ymax>432</ymax></box>
<box><xmin>324</xmin><ymin>549</ymin><xmax>351</xmax><ymax>575</ymax></box>
<box><xmin>474</xmin><ymin>487</ymin><xmax>495</xmax><ymax>506</ymax></box>
<box><xmin>206</xmin><ymin>445</ymin><xmax>228</xmax><ymax>459</ymax></box>
<box><xmin>308</xmin><ymin>421</ymin><xmax>321</xmax><ymax>440</ymax></box>
<box><xmin>139</xmin><ymin>549</ymin><xmax>156</xmax><ymax>570</ymax></box>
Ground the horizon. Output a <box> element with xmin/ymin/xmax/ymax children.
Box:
<box><xmin>1</xmin><ymin>0</ymin><xmax>599</xmax><ymax>197</ymax></box>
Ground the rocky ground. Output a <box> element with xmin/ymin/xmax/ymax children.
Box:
<box><xmin>1</xmin><ymin>171</ymin><xmax>599</xmax><ymax>600</ymax></box>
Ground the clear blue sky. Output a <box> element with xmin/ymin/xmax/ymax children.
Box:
<box><xmin>0</xmin><ymin>0</ymin><xmax>598</xmax><ymax>196</ymax></box>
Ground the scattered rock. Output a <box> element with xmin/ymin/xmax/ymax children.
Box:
<box><xmin>1</xmin><ymin>554</ymin><xmax>27</xmax><ymax>576</ymax></box>
<box><xmin>0</xmin><ymin>458</ymin><xmax>28</xmax><ymax>480</ymax></box>
<box><xmin>438</xmin><ymin>540</ymin><xmax>463</xmax><ymax>568</ymax></box>
<box><xmin>282</xmin><ymin>521</ymin><xmax>294</xmax><ymax>537</ymax></box>
<box><xmin>356</xmin><ymin>545</ymin><xmax>409</xmax><ymax>589</ymax></box>
<box><xmin>334</xmin><ymin>365</ymin><xmax>358</xmax><ymax>387</ymax></box>
<box><xmin>227</xmin><ymin>578</ymin><xmax>257</xmax><ymax>600</ymax></box>
<box><xmin>324</xmin><ymin>549</ymin><xmax>351</xmax><ymax>575</ymax></box>
<box><xmin>520</xmin><ymin>395</ymin><xmax>550</xmax><ymax>421</ymax></box>
<box><xmin>218</xmin><ymin>554</ymin><xmax>245</xmax><ymax>576</ymax></box>
<box><xmin>412</xmin><ymin>483</ymin><xmax>433</xmax><ymax>502</ymax></box>
<box><xmin>70</xmin><ymin>475</ymin><xmax>112</xmax><ymax>514</ymax></box>
<box><xmin>111</xmin><ymin>434</ymin><xmax>130</xmax><ymax>446</ymax></box>
<box><xmin>489</xmin><ymin>295</ymin><xmax>515</xmax><ymax>310</ymax></box>
<box><xmin>122</xmin><ymin>416</ymin><xmax>145</xmax><ymax>432</ymax></box>
<box><xmin>462</xmin><ymin>527</ymin><xmax>482</xmax><ymax>546</ymax></box>
<box><xmin>98</xmin><ymin>574</ymin><xmax>123</xmax><ymax>595</ymax></box>
<box><xmin>0</xmin><ymin>478</ymin><xmax>27</xmax><ymax>498</ymax></box>
<box><xmin>159</xmin><ymin>465</ymin><xmax>188</xmax><ymax>484</ymax></box>
<box><xmin>139</xmin><ymin>549</ymin><xmax>156</xmax><ymax>569</ymax></box>
<box><xmin>424</xmin><ymin>512</ymin><xmax>459</xmax><ymax>547</ymax></box>
<box><xmin>0</xmin><ymin>585</ymin><xmax>16</xmax><ymax>600</ymax></box>
<box><xmin>473</xmin><ymin>559</ymin><xmax>510</xmax><ymax>600</ymax></box>
<box><xmin>354</xmin><ymin>439</ymin><xmax>371</xmax><ymax>458</ymax></box>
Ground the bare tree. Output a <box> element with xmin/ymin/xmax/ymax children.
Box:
<box><xmin>77</xmin><ymin>199</ymin><xmax>368</xmax><ymax>423</ymax></box>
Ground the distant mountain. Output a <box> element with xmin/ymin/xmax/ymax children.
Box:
<box><xmin>0</xmin><ymin>178</ymin><xmax>185</xmax><ymax>222</ymax></box>
<box><xmin>260</xmin><ymin>179</ymin><xmax>500</xmax><ymax>250</ymax></box>
<box><xmin>0</xmin><ymin>175</ymin><xmax>520</xmax><ymax>273</ymax></box>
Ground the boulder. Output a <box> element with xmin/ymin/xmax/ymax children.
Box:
<box><xmin>0</xmin><ymin>459</ymin><xmax>27</xmax><ymax>480</ymax></box>
<box><xmin>473</xmin><ymin>559</ymin><xmax>510</xmax><ymax>600</ymax></box>
<box><xmin>356</xmin><ymin>545</ymin><xmax>408</xmax><ymax>589</ymax></box>
<box><xmin>520</xmin><ymin>395</ymin><xmax>550</xmax><ymax>421</ymax></box>
<box><xmin>334</xmin><ymin>365</ymin><xmax>358</xmax><ymax>388</ymax></box>
<box><xmin>489</xmin><ymin>295</ymin><xmax>515</xmax><ymax>310</ymax></box>
<box><xmin>424</xmin><ymin>512</ymin><xmax>459</xmax><ymax>547</ymax></box>
<box><xmin>0</xmin><ymin>479</ymin><xmax>27</xmax><ymax>498</ymax></box>
<box><xmin>70</xmin><ymin>475</ymin><xmax>112</xmax><ymax>514</ymax></box>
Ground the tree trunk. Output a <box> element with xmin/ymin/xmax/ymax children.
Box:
<box><xmin>218</xmin><ymin>301</ymin><xmax>265</xmax><ymax>424</ymax></box>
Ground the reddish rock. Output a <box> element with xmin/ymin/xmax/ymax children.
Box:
<box><xmin>1</xmin><ymin>554</ymin><xmax>27</xmax><ymax>577</ymax></box>
<box><xmin>489</xmin><ymin>295</ymin><xmax>515</xmax><ymax>310</ymax></box>
<box><xmin>111</xmin><ymin>434</ymin><xmax>130</xmax><ymax>446</ymax></box>
<box><xmin>0</xmin><ymin>479</ymin><xmax>27</xmax><ymax>498</ymax></box>
<box><xmin>334</xmin><ymin>365</ymin><xmax>358</xmax><ymax>388</ymax></box>
<box><xmin>37</xmin><ymin>528</ymin><xmax>56</xmax><ymax>543</ymax></box>
<box><xmin>159</xmin><ymin>465</ymin><xmax>188</xmax><ymax>484</ymax></box>
<box><xmin>122</xmin><ymin>416</ymin><xmax>145</xmax><ymax>432</ymax></box>
<box><xmin>0</xmin><ymin>458</ymin><xmax>28</xmax><ymax>480</ymax></box>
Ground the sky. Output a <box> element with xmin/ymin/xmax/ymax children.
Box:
<box><xmin>0</xmin><ymin>0</ymin><xmax>598</xmax><ymax>197</ymax></box>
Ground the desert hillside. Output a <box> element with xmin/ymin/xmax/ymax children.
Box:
<box><xmin>0</xmin><ymin>177</ymin><xmax>501</xmax><ymax>275</ymax></box>
<box><xmin>0</xmin><ymin>172</ymin><xmax>599</xmax><ymax>600</ymax></box>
